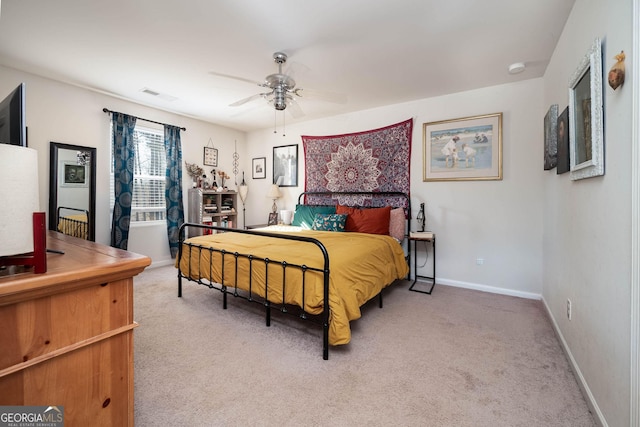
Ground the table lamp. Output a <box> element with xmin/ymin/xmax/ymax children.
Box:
<box><xmin>266</xmin><ymin>184</ymin><xmax>281</xmax><ymax>213</ymax></box>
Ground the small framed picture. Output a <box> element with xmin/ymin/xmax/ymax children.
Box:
<box><xmin>252</xmin><ymin>157</ymin><xmax>266</xmax><ymax>179</ymax></box>
<box><xmin>203</xmin><ymin>146</ymin><xmax>218</xmax><ymax>167</ymax></box>
<box><xmin>267</xmin><ymin>212</ymin><xmax>278</xmax><ymax>225</ymax></box>
<box><xmin>60</xmin><ymin>161</ymin><xmax>88</xmax><ymax>187</ymax></box>
<box><xmin>544</xmin><ymin>104</ymin><xmax>558</xmax><ymax>170</ymax></box>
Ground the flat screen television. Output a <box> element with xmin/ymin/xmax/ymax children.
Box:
<box><xmin>0</xmin><ymin>83</ymin><xmax>27</xmax><ymax>146</ymax></box>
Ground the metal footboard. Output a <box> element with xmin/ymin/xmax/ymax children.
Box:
<box><xmin>177</xmin><ymin>223</ymin><xmax>332</xmax><ymax>360</ymax></box>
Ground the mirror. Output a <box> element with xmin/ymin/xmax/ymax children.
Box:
<box><xmin>48</xmin><ymin>142</ymin><xmax>96</xmax><ymax>241</ymax></box>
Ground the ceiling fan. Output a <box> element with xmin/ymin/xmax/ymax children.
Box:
<box><xmin>210</xmin><ymin>52</ymin><xmax>346</xmax><ymax>118</ymax></box>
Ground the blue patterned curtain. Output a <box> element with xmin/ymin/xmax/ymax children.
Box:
<box><xmin>111</xmin><ymin>113</ymin><xmax>137</xmax><ymax>249</ymax></box>
<box><xmin>164</xmin><ymin>125</ymin><xmax>184</xmax><ymax>258</ymax></box>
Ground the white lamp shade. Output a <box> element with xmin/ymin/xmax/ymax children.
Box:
<box><xmin>239</xmin><ymin>185</ymin><xmax>248</xmax><ymax>203</ymax></box>
<box><xmin>266</xmin><ymin>184</ymin><xmax>281</xmax><ymax>199</ymax></box>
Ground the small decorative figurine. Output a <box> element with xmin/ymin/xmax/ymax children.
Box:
<box><xmin>608</xmin><ymin>51</ymin><xmax>625</xmax><ymax>90</ymax></box>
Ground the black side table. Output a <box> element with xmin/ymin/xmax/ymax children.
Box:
<box><xmin>409</xmin><ymin>232</ymin><xmax>436</xmax><ymax>294</ymax></box>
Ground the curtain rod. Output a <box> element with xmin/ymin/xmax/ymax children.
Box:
<box><xmin>102</xmin><ymin>108</ymin><xmax>186</xmax><ymax>131</ymax></box>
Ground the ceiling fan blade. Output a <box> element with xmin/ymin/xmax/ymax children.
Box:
<box><xmin>294</xmin><ymin>87</ymin><xmax>348</xmax><ymax>104</ymax></box>
<box><xmin>229</xmin><ymin>92</ymin><xmax>268</xmax><ymax>107</ymax></box>
<box><xmin>209</xmin><ymin>71</ymin><xmax>262</xmax><ymax>87</ymax></box>
<box><xmin>286</xmin><ymin>97</ymin><xmax>305</xmax><ymax>118</ymax></box>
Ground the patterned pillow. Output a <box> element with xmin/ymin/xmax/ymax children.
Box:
<box><xmin>292</xmin><ymin>205</ymin><xmax>336</xmax><ymax>229</ymax></box>
<box><xmin>389</xmin><ymin>207</ymin><xmax>406</xmax><ymax>242</ymax></box>
<box><xmin>311</xmin><ymin>213</ymin><xmax>347</xmax><ymax>232</ymax></box>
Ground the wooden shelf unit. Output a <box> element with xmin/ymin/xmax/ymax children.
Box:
<box><xmin>0</xmin><ymin>231</ymin><xmax>151</xmax><ymax>426</ymax></box>
<box><xmin>187</xmin><ymin>188</ymin><xmax>237</xmax><ymax>237</ymax></box>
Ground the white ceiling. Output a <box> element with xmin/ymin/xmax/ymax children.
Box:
<box><xmin>0</xmin><ymin>0</ymin><xmax>575</xmax><ymax>132</ymax></box>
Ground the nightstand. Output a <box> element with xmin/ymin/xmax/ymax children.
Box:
<box><xmin>245</xmin><ymin>224</ymin><xmax>268</xmax><ymax>230</ymax></box>
<box><xmin>409</xmin><ymin>232</ymin><xmax>436</xmax><ymax>294</ymax></box>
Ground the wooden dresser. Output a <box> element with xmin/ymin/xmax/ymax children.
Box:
<box><xmin>0</xmin><ymin>231</ymin><xmax>151</xmax><ymax>426</ymax></box>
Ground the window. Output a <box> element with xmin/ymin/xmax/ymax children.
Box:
<box><xmin>110</xmin><ymin>125</ymin><xmax>166</xmax><ymax>222</ymax></box>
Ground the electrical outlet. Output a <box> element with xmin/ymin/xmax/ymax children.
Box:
<box><xmin>567</xmin><ymin>299</ymin><xmax>572</xmax><ymax>320</ymax></box>
<box><xmin>476</xmin><ymin>258</ymin><xmax>484</xmax><ymax>265</ymax></box>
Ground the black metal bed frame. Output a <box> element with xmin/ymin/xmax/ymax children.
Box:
<box><xmin>177</xmin><ymin>191</ymin><xmax>410</xmax><ymax>360</ymax></box>
<box><xmin>56</xmin><ymin>206</ymin><xmax>90</xmax><ymax>240</ymax></box>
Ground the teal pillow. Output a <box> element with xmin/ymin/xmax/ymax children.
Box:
<box><xmin>291</xmin><ymin>205</ymin><xmax>336</xmax><ymax>229</ymax></box>
<box><xmin>311</xmin><ymin>213</ymin><xmax>347</xmax><ymax>232</ymax></box>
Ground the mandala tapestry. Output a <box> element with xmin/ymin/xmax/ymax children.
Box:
<box><xmin>301</xmin><ymin>118</ymin><xmax>412</xmax><ymax>208</ymax></box>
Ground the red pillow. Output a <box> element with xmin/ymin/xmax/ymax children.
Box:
<box><xmin>336</xmin><ymin>205</ymin><xmax>391</xmax><ymax>235</ymax></box>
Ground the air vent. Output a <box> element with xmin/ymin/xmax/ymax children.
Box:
<box><xmin>140</xmin><ymin>87</ymin><xmax>178</xmax><ymax>102</ymax></box>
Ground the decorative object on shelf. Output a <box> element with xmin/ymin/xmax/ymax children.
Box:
<box><xmin>203</xmin><ymin>138</ymin><xmax>218</xmax><ymax>167</ymax></box>
<box><xmin>569</xmin><ymin>37</ymin><xmax>604</xmax><ymax>181</ymax></box>
<box><xmin>252</xmin><ymin>157</ymin><xmax>266</xmax><ymax>179</ymax></box>
<box><xmin>217</xmin><ymin>170</ymin><xmax>231</xmax><ymax>189</ymax></box>
<box><xmin>267</xmin><ymin>184</ymin><xmax>281</xmax><ymax>213</ymax></box>
<box><xmin>544</xmin><ymin>104</ymin><xmax>559</xmax><ymax>170</ymax></box>
<box><xmin>608</xmin><ymin>51</ymin><xmax>625</xmax><ymax>90</ymax></box>
<box><xmin>416</xmin><ymin>202</ymin><xmax>425</xmax><ymax>232</ymax></box>
<box><xmin>273</xmin><ymin>144</ymin><xmax>298</xmax><ymax>187</ymax></box>
<box><xmin>185</xmin><ymin>162</ymin><xmax>204</xmax><ymax>186</ymax></box>
<box><xmin>422</xmin><ymin>113</ymin><xmax>502</xmax><ymax>181</ymax></box>
<box><xmin>238</xmin><ymin>172</ymin><xmax>248</xmax><ymax>226</ymax></box>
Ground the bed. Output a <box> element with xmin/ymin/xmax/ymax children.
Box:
<box><xmin>56</xmin><ymin>206</ymin><xmax>89</xmax><ymax>240</ymax></box>
<box><xmin>176</xmin><ymin>191</ymin><xmax>411</xmax><ymax>359</ymax></box>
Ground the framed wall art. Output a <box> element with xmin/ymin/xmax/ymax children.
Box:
<box><xmin>203</xmin><ymin>146</ymin><xmax>218</xmax><ymax>167</ymax></box>
<box><xmin>60</xmin><ymin>161</ymin><xmax>88</xmax><ymax>187</ymax></box>
<box><xmin>544</xmin><ymin>104</ymin><xmax>558</xmax><ymax>170</ymax></box>
<box><xmin>252</xmin><ymin>157</ymin><xmax>266</xmax><ymax>179</ymax></box>
<box><xmin>423</xmin><ymin>113</ymin><xmax>502</xmax><ymax>181</ymax></box>
<box><xmin>557</xmin><ymin>106</ymin><xmax>570</xmax><ymax>174</ymax></box>
<box><xmin>267</xmin><ymin>212</ymin><xmax>278</xmax><ymax>226</ymax></box>
<box><xmin>569</xmin><ymin>37</ymin><xmax>604</xmax><ymax>181</ymax></box>
<box><xmin>273</xmin><ymin>144</ymin><xmax>298</xmax><ymax>187</ymax></box>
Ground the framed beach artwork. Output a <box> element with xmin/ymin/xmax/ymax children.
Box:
<box><xmin>569</xmin><ymin>37</ymin><xmax>604</xmax><ymax>181</ymax></box>
<box><xmin>423</xmin><ymin>113</ymin><xmax>503</xmax><ymax>181</ymax></box>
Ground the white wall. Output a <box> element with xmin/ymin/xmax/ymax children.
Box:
<box><xmin>245</xmin><ymin>78</ymin><xmax>545</xmax><ymax>298</ymax></box>
<box><xmin>0</xmin><ymin>65</ymin><xmax>247</xmax><ymax>267</ymax></box>
<box><xmin>542</xmin><ymin>0</ymin><xmax>634</xmax><ymax>425</ymax></box>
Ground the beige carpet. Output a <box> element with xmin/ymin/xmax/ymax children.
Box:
<box><xmin>133</xmin><ymin>265</ymin><xmax>596</xmax><ymax>426</ymax></box>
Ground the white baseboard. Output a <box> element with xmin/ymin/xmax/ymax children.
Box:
<box><xmin>541</xmin><ymin>298</ymin><xmax>607</xmax><ymax>426</ymax></box>
<box><xmin>147</xmin><ymin>258</ymin><xmax>175</xmax><ymax>269</ymax></box>
<box><xmin>436</xmin><ymin>277</ymin><xmax>542</xmax><ymax>300</ymax></box>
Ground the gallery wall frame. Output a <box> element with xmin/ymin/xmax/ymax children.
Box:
<box><xmin>252</xmin><ymin>157</ymin><xmax>266</xmax><ymax>179</ymax></box>
<box><xmin>557</xmin><ymin>106</ymin><xmax>570</xmax><ymax>174</ymax></box>
<box><xmin>423</xmin><ymin>112</ymin><xmax>502</xmax><ymax>181</ymax></box>
<box><xmin>569</xmin><ymin>37</ymin><xmax>604</xmax><ymax>181</ymax></box>
<box><xmin>273</xmin><ymin>144</ymin><xmax>298</xmax><ymax>187</ymax></box>
<box><xmin>544</xmin><ymin>104</ymin><xmax>559</xmax><ymax>170</ymax></box>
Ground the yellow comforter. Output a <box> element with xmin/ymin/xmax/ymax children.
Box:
<box><xmin>57</xmin><ymin>214</ymin><xmax>88</xmax><ymax>239</ymax></box>
<box><xmin>176</xmin><ymin>229</ymin><xmax>409</xmax><ymax>345</ymax></box>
